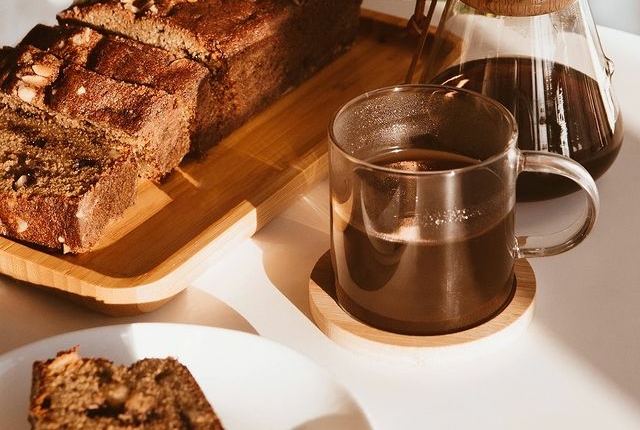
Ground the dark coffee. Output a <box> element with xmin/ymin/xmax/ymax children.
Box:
<box><xmin>369</xmin><ymin>148</ymin><xmax>481</xmax><ymax>172</ymax></box>
<box><xmin>331</xmin><ymin>148</ymin><xmax>516</xmax><ymax>335</ymax></box>
<box><xmin>430</xmin><ymin>57</ymin><xmax>623</xmax><ymax>201</ymax></box>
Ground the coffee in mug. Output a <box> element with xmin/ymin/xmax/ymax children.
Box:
<box><xmin>329</xmin><ymin>85</ymin><xmax>599</xmax><ymax>335</ymax></box>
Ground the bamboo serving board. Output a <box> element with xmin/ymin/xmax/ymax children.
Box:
<box><xmin>0</xmin><ymin>11</ymin><xmax>419</xmax><ymax>315</ymax></box>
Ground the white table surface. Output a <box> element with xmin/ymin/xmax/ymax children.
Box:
<box><xmin>2</xmin><ymin>2</ymin><xmax>640</xmax><ymax>429</ymax></box>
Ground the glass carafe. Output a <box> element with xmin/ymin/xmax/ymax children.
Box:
<box><xmin>415</xmin><ymin>0</ymin><xmax>623</xmax><ymax>201</ymax></box>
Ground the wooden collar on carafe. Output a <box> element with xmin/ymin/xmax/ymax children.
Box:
<box><xmin>461</xmin><ymin>0</ymin><xmax>577</xmax><ymax>16</ymax></box>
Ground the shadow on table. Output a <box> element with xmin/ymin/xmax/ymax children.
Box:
<box><xmin>1</xmin><ymin>275</ymin><xmax>257</xmax><ymax>354</ymax></box>
<box><xmin>253</xmin><ymin>210</ymin><xmax>330</xmax><ymax>325</ymax></box>
<box><xmin>522</xmin><ymin>155</ymin><xmax>640</xmax><ymax>409</ymax></box>
<box><xmin>257</xmin><ymin>178</ymin><xmax>640</xmax><ymax>414</ymax></box>
<box><xmin>293</xmin><ymin>412</ymin><xmax>373</xmax><ymax>430</ymax></box>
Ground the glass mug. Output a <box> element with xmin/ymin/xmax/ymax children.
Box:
<box><xmin>329</xmin><ymin>84</ymin><xmax>599</xmax><ymax>335</ymax></box>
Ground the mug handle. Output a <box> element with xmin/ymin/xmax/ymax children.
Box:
<box><xmin>516</xmin><ymin>150</ymin><xmax>600</xmax><ymax>259</ymax></box>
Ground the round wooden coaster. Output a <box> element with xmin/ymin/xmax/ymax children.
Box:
<box><xmin>309</xmin><ymin>252</ymin><xmax>536</xmax><ymax>365</ymax></box>
<box><xmin>462</xmin><ymin>0</ymin><xmax>575</xmax><ymax>16</ymax></box>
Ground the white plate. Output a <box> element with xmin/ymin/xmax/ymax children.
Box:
<box><xmin>0</xmin><ymin>323</ymin><xmax>372</xmax><ymax>430</ymax></box>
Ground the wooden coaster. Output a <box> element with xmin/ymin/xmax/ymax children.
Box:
<box><xmin>309</xmin><ymin>251</ymin><xmax>536</xmax><ymax>365</ymax></box>
<box><xmin>461</xmin><ymin>0</ymin><xmax>575</xmax><ymax>16</ymax></box>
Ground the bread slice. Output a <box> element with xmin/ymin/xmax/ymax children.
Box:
<box><xmin>29</xmin><ymin>347</ymin><xmax>225</xmax><ymax>429</ymax></box>
<box><xmin>58</xmin><ymin>0</ymin><xmax>361</xmax><ymax>137</ymax></box>
<box><xmin>20</xmin><ymin>24</ymin><xmax>221</xmax><ymax>153</ymax></box>
<box><xmin>0</xmin><ymin>93</ymin><xmax>137</xmax><ymax>253</ymax></box>
<box><xmin>0</xmin><ymin>45</ymin><xmax>190</xmax><ymax>181</ymax></box>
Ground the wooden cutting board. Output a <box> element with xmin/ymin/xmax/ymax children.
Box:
<box><xmin>0</xmin><ymin>11</ymin><xmax>420</xmax><ymax>315</ymax></box>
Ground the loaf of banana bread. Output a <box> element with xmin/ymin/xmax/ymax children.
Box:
<box><xmin>0</xmin><ymin>0</ymin><xmax>361</xmax><ymax>253</ymax></box>
<box><xmin>58</xmin><ymin>0</ymin><xmax>361</xmax><ymax>136</ymax></box>
<box><xmin>0</xmin><ymin>45</ymin><xmax>190</xmax><ymax>181</ymax></box>
<box><xmin>20</xmin><ymin>24</ymin><xmax>223</xmax><ymax>153</ymax></box>
<box><xmin>0</xmin><ymin>92</ymin><xmax>137</xmax><ymax>253</ymax></box>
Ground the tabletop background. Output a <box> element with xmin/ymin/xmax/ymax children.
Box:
<box><xmin>3</xmin><ymin>1</ymin><xmax>638</xmax><ymax>43</ymax></box>
<box><xmin>1</xmin><ymin>1</ymin><xmax>640</xmax><ymax>430</ymax></box>
<box><xmin>361</xmin><ymin>0</ymin><xmax>640</xmax><ymax>34</ymax></box>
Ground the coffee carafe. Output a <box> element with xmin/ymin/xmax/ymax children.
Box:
<box><xmin>410</xmin><ymin>0</ymin><xmax>623</xmax><ymax>201</ymax></box>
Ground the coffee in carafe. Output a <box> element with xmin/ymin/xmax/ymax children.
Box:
<box><xmin>411</xmin><ymin>0</ymin><xmax>623</xmax><ymax>201</ymax></box>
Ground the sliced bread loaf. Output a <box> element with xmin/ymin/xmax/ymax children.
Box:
<box><xmin>0</xmin><ymin>45</ymin><xmax>190</xmax><ymax>181</ymax></box>
<box><xmin>20</xmin><ymin>24</ymin><xmax>222</xmax><ymax>153</ymax></box>
<box><xmin>58</xmin><ymin>0</ymin><xmax>361</xmax><ymax>136</ymax></box>
<box><xmin>0</xmin><ymin>92</ymin><xmax>137</xmax><ymax>253</ymax></box>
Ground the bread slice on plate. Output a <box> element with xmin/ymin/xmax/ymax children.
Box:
<box><xmin>29</xmin><ymin>347</ymin><xmax>225</xmax><ymax>429</ymax></box>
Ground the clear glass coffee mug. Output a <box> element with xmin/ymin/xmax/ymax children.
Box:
<box><xmin>329</xmin><ymin>84</ymin><xmax>599</xmax><ymax>336</ymax></box>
